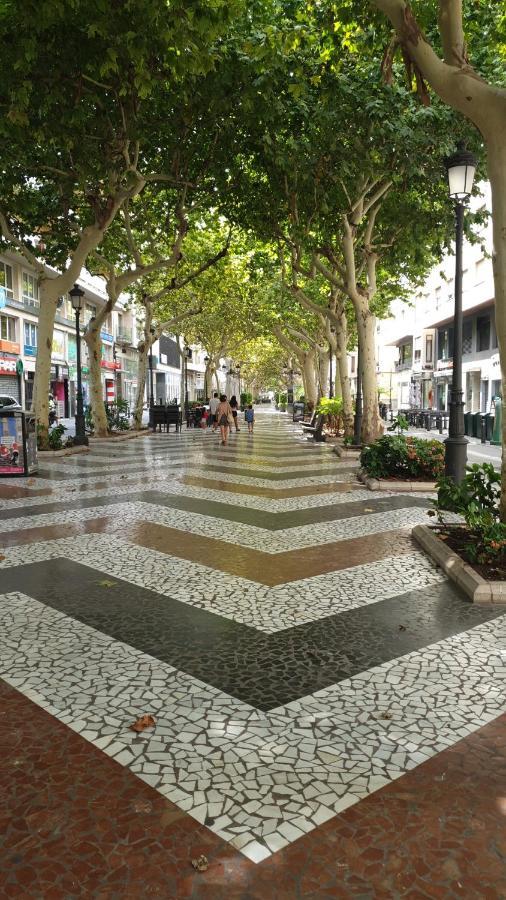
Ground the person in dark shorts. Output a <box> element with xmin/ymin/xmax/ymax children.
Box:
<box><xmin>229</xmin><ymin>395</ymin><xmax>240</xmax><ymax>432</ymax></box>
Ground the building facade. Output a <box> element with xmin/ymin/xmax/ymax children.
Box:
<box><xmin>375</xmin><ymin>184</ymin><xmax>499</xmax><ymax>415</ymax></box>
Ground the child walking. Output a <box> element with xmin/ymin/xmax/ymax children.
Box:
<box><xmin>244</xmin><ymin>404</ymin><xmax>255</xmax><ymax>434</ymax></box>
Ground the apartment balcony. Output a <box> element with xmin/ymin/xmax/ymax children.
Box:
<box><xmin>116</xmin><ymin>328</ymin><xmax>133</xmax><ymax>345</ymax></box>
<box><xmin>6</xmin><ymin>295</ymin><xmax>40</xmax><ymax>314</ymax></box>
<box><xmin>394</xmin><ymin>360</ymin><xmax>413</xmax><ymax>372</ymax></box>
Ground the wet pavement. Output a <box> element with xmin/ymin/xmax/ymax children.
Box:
<box><xmin>1</xmin><ymin>408</ymin><xmax>505</xmax><ymax>898</ymax></box>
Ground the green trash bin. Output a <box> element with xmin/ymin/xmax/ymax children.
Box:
<box><xmin>471</xmin><ymin>412</ymin><xmax>482</xmax><ymax>438</ymax></box>
<box><xmin>491</xmin><ymin>396</ymin><xmax>502</xmax><ymax>446</ymax></box>
<box><xmin>463</xmin><ymin>412</ymin><xmax>472</xmax><ymax>436</ymax></box>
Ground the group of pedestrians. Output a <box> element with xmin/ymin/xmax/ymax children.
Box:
<box><xmin>207</xmin><ymin>392</ymin><xmax>254</xmax><ymax>445</ymax></box>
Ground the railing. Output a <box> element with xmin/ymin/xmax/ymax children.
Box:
<box><xmin>116</xmin><ymin>328</ymin><xmax>133</xmax><ymax>344</ymax></box>
<box><xmin>394</xmin><ymin>360</ymin><xmax>412</xmax><ymax>372</ymax></box>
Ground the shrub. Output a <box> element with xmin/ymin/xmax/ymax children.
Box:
<box><xmin>317</xmin><ymin>397</ymin><xmax>343</xmax><ymax>435</ymax></box>
<box><xmin>48</xmin><ymin>424</ymin><xmax>66</xmax><ymax>450</ymax></box>
<box><xmin>240</xmin><ymin>391</ymin><xmax>252</xmax><ymax>408</ymax></box>
<box><xmin>361</xmin><ymin>434</ymin><xmax>445</xmax><ymax>480</ymax></box>
<box><xmin>433</xmin><ymin>464</ymin><xmax>505</xmax><ymax>567</ymax></box>
<box><xmin>387</xmin><ymin>413</ymin><xmax>409</xmax><ymax>435</ymax></box>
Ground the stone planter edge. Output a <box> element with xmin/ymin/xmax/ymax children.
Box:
<box><xmin>357</xmin><ymin>471</ymin><xmax>437</xmax><ymax>492</ymax></box>
<box><xmin>38</xmin><ymin>445</ymin><xmax>90</xmax><ymax>458</ymax></box>
<box><xmin>333</xmin><ymin>443</ymin><xmax>361</xmax><ymax>460</ymax></box>
<box><xmin>412</xmin><ymin>524</ymin><xmax>506</xmax><ymax>605</ymax></box>
<box><xmin>89</xmin><ymin>429</ymin><xmax>150</xmax><ymax>444</ymax></box>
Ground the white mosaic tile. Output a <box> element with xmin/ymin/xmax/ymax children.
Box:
<box><xmin>1</xmin><ymin>591</ymin><xmax>506</xmax><ymax>863</ymax></box>
<box><xmin>0</xmin><ymin>534</ymin><xmax>446</xmax><ymax>632</ymax></box>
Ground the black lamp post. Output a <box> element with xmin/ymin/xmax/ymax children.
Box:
<box><xmin>69</xmin><ymin>284</ymin><xmax>88</xmax><ymax>446</ymax></box>
<box><xmin>444</xmin><ymin>142</ymin><xmax>477</xmax><ymax>482</ymax></box>
<box><xmin>184</xmin><ymin>345</ymin><xmax>191</xmax><ymax>424</ymax></box>
<box><xmin>236</xmin><ymin>365</ymin><xmax>241</xmax><ymax>399</ymax></box>
<box><xmin>148</xmin><ymin>326</ymin><xmax>155</xmax><ymax>409</ymax></box>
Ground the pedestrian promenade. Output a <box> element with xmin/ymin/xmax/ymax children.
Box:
<box><xmin>1</xmin><ymin>408</ymin><xmax>505</xmax><ymax>897</ymax></box>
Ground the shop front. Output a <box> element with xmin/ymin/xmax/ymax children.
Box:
<box><xmin>50</xmin><ymin>329</ymin><xmax>69</xmax><ymax>417</ymax></box>
<box><xmin>100</xmin><ymin>358</ymin><xmax>121</xmax><ymax>403</ymax></box>
<box><xmin>0</xmin><ymin>352</ymin><xmax>22</xmax><ymax>402</ymax></box>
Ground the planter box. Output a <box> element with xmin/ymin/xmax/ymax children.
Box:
<box><xmin>333</xmin><ymin>443</ymin><xmax>362</xmax><ymax>460</ymax></box>
<box><xmin>413</xmin><ymin>524</ymin><xmax>506</xmax><ymax>605</ymax></box>
<box><xmin>358</xmin><ymin>471</ymin><xmax>437</xmax><ymax>492</ymax></box>
<box><xmin>38</xmin><ymin>445</ymin><xmax>90</xmax><ymax>458</ymax></box>
<box><xmin>89</xmin><ymin>430</ymin><xmax>149</xmax><ymax>444</ymax></box>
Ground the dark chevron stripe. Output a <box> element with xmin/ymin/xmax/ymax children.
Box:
<box><xmin>0</xmin><ymin>489</ymin><xmax>429</xmax><ymax>527</ymax></box>
<box><xmin>2</xmin><ymin>559</ymin><xmax>499</xmax><ymax>711</ymax></box>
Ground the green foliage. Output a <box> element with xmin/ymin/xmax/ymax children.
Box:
<box><xmin>361</xmin><ymin>435</ymin><xmax>445</xmax><ymax>480</ymax></box>
<box><xmin>47</xmin><ymin>424</ymin><xmax>66</xmax><ymax>451</ymax></box>
<box><xmin>105</xmin><ymin>400</ymin><xmax>130</xmax><ymax>431</ymax></box>
<box><xmin>387</xmin><ymin>413</ymin><xmax>409</xmax><ymax>435</ymax></box>
<box><xmin>240</xmin><ymin>391</ymin><xmax>253</xmax><ymax>408</ymax></box>
<box><xmin>433</xmin><ymin>465</ymin><xmax>505</xmax><ymax>568</ymax></box>
<box><xmin>317</xmin><ymin>396</ymin><xmax>344</xmax><ymax>434</ymax></box>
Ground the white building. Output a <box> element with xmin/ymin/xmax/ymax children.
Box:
<box><xmin>375</xmin><ymin>183</ymin><xmax>499</xmax><ymax>416</ymax></box>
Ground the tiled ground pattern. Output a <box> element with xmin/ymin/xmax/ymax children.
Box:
<box><xmin>1</xmin><ymin>408</ymin><xmax>505</xmax><ymax>898</ymax></box>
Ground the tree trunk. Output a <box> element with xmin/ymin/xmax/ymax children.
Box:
<box><xmin>303</xmin><ymin>354</ymin><xmax>318</xmax><ymax>407</ymax></box>
<box><xmin>336</xmin><ymin>324</ymin><xmax>354</xmax><ymax>437</ymax></box>
<box><xmin>85</xmin><ymin>325</ymin><xmax>108</xmax><ymax>437</ymax></box>
<box><xmin>319</xmin><ymin>351</ymin><xmax>329</xmax><ymax>400</ymax></box>
<box><xmin>488</xmin><ymin>139</ymin><xmax>506</xmax><ymax>521</ymax></box>
<box><xmin>133</xmin><ymin>343</ymin><xmax>149</xmax><ymax>430</ymax></box>
<box><xmin>356</xmin><ymin>306</ymin><xmax>382</xmax><ymax>444</ymax></box>
<box><xmin>33</xmin><ymin>279</ymin><xmax>60</xmax><ymax>448</ymax></box>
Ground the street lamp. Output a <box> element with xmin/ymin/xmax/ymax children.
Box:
<box><xmin>69</xmin><ymin>284</ymin><xmax>88</xmax><ymax>446</ymax></box>
<box><xmin>444</xmin><ymin>142</ymin><xmax>477</xmax><ymax>482</ymax></box>
<box><xmin>148</xmin><ymin>326</ymin><xmax>155</xmax><ymax>409</ymax></box>
<box><xmin>236</xmin><ymin>364</ymin><xmax>241</xmax><ymax>399</ymax></box>
<box><xmin>184</xmin><ymin>345</ymin><xmax>192</xmax><ymax>425</ymax></box>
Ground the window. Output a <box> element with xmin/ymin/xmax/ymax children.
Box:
<box><xmin>399</xmin><ymin>342</ymin><xmax>412</xmax><ymax>365</ymax></box>
<box><xmin>425</xmin><ymin>336</ymin><xmax>433</xmax><ymax>365</ymax></box>
<box><xmin>477</xmin><ymin>315</ymin><xmax>491</xmax><ymax>352</ymax></box>
<box><xmin>438</xmin><ymin>327</ymin><xmax>454</xmax><ymax>361</ymax></box>
<box><xmin>462</xmin><ymin>319</ymin><xmax>473</xmax><ymax>355</ymax></box>
<box><xmin>435</xmin><ymin>286</ymin><xmax>441</xmax><ymax>308</ymax></box>
<box><xmin>414</xmin><ymin>349</ymin><xmax>421</xmax><ymax>362</ymax></box>
<box><xmin>22</xmin><ymin>272</ymin><xmax>39</xmax><ymax>306</ymax></box>
<box><xmin>24</xmin><ymin>322</ymin><xmax>37</xmax><ymax>347</ymax></box>
<box><xmin>350</xmin><ymin>356</ymin><xmax>356</xmax><ymax>374</ymax></box>
<box><xmin>0</xmin><ymin>261</ymin><xmax>14</xmax><ymax>298</ymax></box>
<box><xmin>0</xmin><ymin>314</ymin><xmax>16</xmax><ymax>341</ymax></box>
<box><xmin>85</xmin><ymin>303</ymin><xmax>97</xmax><ymax>324</ymax></box>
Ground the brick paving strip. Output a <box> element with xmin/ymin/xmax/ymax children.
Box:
<box><xmin>1</xmin><ymin>676</ymin><xmax>505</xmax><ymax>899</ymax></box>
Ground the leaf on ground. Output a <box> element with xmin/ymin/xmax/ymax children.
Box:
<box><xmin>398</xmin><ymin>624</ymin><xmax>407</xmax><ymax>631</ymax></box>
<box><xmin>0</xmin><ymin>555</ymin><xmax>5</xmax><ymax>562</ymax></box>
<box><xmin>129</xmin><ymin>714</ymin><xmax>156</xmax><ymax>733</ymax></box>
<box><xmin>27</xmin><ymin>478</ymin><xmax>35</xmax><ymax>485</ymax></box>
<box><xmin>191</xmin><ymin>855</ymin><xmax>209</xmax><ymax>872</ymax></box>
<box><xmin>378</xmin><ymin>712</ymin><xmax>393</xmax><ymax>720</ymax></box>
<box><xmin>97</xmin><ymin>579</ymin><xmax>117</xmax><ymax>588</ymax></box>
<box><xmin>364</xmin><ymin>508</ymin><xmax>374</xmax><ymax>512</ymax></box>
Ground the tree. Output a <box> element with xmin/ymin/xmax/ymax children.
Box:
<box><xmin>0</xmin><ymin>0</ymin><xmax>242</xmax><ymax>444</ymax></box>
<box><xmin>364</xmin><ymin>0</ymin><xmax>506</xmax><ymax>511</ymax></box>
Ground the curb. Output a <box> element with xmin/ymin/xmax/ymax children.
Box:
<box><xmin>412</xmin><ymin>524</ymin><xmax>506</xmax><ymax>604</ymax></box>
<box><xmin>358</xmin><ymin>471</ymin><xmax>437</xmax><ymax>492</ymax></box>
<box><xmin>38</xmin><ymin>445</ymin><xmax>90</xmax><ymax>458</ymax></box>
<box><xmin>89</xmin><ymin>430</ymin><xmax>150</xmax><ymax>444</ymax></box>
<box><xmin>333</xmin><ymin>444</ymin><xmax>362</xmax><ymax>460</ymax></box>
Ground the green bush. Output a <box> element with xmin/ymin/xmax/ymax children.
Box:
<box><xmin>317</xmin><ymin>397</ymin><xmax>343</xmax><ymax>434</ymax></box>
<box><xmin>240</xmin><ymin>391</ymin><xmax>252</xmax><ymax>408</ymax></box>
<box><xmin>433</xmin><ymin>464</ymin><xmax>505</xmax><ymax>567</ymax></box>
<box><xmin>48</xmin><ymin>424</ymin><xmax>66</xmax><ymax>450</ymax></box>
<box><xmin>360</xmin><ymin>434</ymin><xmax>445</xmax><ymax>480</ymax></box>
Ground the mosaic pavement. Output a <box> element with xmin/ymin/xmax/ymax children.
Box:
<box><xmin>1</xmin><ymin>407</ymin><xmax>505</xmax><ymax>898</ymax></box>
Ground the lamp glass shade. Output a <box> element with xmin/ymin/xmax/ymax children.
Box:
<box><xmin>69</xmin><ymin>284</ymin><xmax>85</xmax><ymax>312</ymax></box>
<box><xmin>445</xmin><ymin>145</ymin><xmax>477</xmax><ymax>201</ymax></box>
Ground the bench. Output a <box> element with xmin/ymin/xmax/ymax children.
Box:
<box><xmin>150</xmin><ymin>405</ymin><xmax>182</xmax><ymax>433</ymax></box>
<box><xmin>301</xmin><ymin>413</ymin><xmax>326</xmax><ymax>442</ymax></box>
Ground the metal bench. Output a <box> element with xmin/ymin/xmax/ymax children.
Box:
<box><xmin>301</xmin><ymin>413</ymin><xmax>326</xmax><ymax>442</ymax></box>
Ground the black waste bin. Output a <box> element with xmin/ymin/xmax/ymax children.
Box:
<box><xmin>0</xmin><ymin>409</ymin><xmax>37</xmax><ymax>476</ymax></box>
<box><xmin>463</xmin><ymin>412</ymin><xmax>472</xmax><ymax>437</ymax></box>
<box><xmin>481</xmin><ymin>412</ymin><xmax>493</xmax><ymax>442</ymax></box>
<box><xmin>471</xmin><ymin>412</ymin><xmax>482</xmax><ymax>439</ymax></box>
<box><xmin>293</xmin><ymin>402</ymin><xmax>305</xmax><ymax>422</ymax></box>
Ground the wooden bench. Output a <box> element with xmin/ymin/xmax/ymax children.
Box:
<box><xmin>301</xmin><ymin>413</ymin><xmax>326</xmax><ymax>442</ymax></box>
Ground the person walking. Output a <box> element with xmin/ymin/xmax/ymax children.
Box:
<box><xmin>208</xmin><ymin>392</ymin><xmax>220</xmax><ymax>431</ymax></box>
<box><xmin>229</xmin><ymin>395</ymin><xmax>240</xmax><ymax>432</ymax></box>
<box><xmin>215</xmin><ymin>394</ymin><xmax>233</xmax><ymax>446</ymax></box>
<box><xmin>244</xmin><ymin>403</ymin><xmax>255</xmax><ymax>434</ymax></box>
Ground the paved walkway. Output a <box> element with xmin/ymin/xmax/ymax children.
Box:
<box><xmin>1</xmin><ymin>409</ymin><xmax>505</xmax><ymax>897</ymax></box>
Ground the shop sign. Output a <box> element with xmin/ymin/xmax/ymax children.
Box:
<box><xmin>100</xmin><ymin>330</ymin><xmax>114</xmax><ymax>343</ymax></box>
<box><xmin>0</xmin><ymin>287</ymin><xmax>6</xmax><ymax>309</ymax></box>
<box><xmin>0</xmin><ymin>357</ymin><xmax>18</xmax><ymax>376</ymax></box>
<box><xmin>100</xmin><ymin>359</ymin><xmax>121</xmax><ymax>371</ymax></box>
<box><xmin>51</xmin><ymin>330</ymin><xmax>66</xmax><ymax>360</ymax></box>
<box><xmin>24</xmin><ymin>345</ymin><xmax>37</xmax><ymax>357</ymax></box>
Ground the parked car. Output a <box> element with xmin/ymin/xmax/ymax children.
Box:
<box><xmin>0</xmin><ymin>395</ymin><xmax>22</xmax><ymax>411</ymax></box>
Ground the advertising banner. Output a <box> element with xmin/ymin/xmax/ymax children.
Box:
<box><xmin>0</xmin><ymin>413</ymin><xmax>24</xmax><ymax>474</ymax></box>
